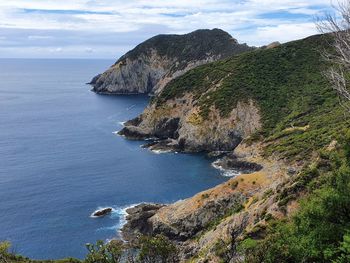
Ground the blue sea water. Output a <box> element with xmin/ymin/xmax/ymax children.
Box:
<box><xmin>0</xmin><ymin>59</ymin><xmax>228</xmax><ymax>260</ymax></box>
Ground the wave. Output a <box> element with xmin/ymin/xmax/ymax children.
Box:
<box><xmin>150</xmin><ymin>149</ymin><xmax>173</xmax><ymax>154</ymax></box>
<box><xmin>211</xmin><ymin>159</ymin><xmax>240</xmax><ymax>177</ymax></box>
<box><xmin>92</xmin><ymin>204</ymin><xmax>140</xmax><ymax>236</ymax></box>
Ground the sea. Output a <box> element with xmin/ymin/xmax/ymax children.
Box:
<box><xmin>0</xmin><ymin>59</ymin><xmax>228</xmax><ymax>260</ymax></box>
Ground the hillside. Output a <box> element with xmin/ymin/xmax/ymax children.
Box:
<box><xmin>119</xmin><ymin>34</ymin><xmax>350</xmax><ymax>262</ymax></box>
<box><xmin>3</xmin><ymin>33</ymin><xmax>350</xmax><ymax>262</ymax></box>
<box><xmin>89</xmin><ymin>29</ymin><xmax>252</xmax><ymax>94</ymax></box>
<box><xmin>120</xmin><ymin>34</ymin><xmax>347</xmax><ymax>160</ymax></box>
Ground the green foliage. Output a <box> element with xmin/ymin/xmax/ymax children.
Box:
<box><xmin>237</xmin><ymin>238</ymin><xmax>258</xmax><ymax>253</ymax></box>
<box><xmin>212</xmin><ymin>239</ymin><xmax>231</xmax><ymax>262</ymax></box>
<box><xmin>85</xmin><ymin>240</ymin><xmax>123</xmax><ymax>263</ymax></box>
<box><xmin>0</xmin><ymin>241</ymin><xmax>81</xmax><ymax>263</ymax></box>
<box><xmin>201</xmin><ymin>193</ymin><xmax>210</xmax><ymax>199</ymax></box>
<box><xmin>119</xmin><ymin>29</ymin><xmax>252</xmax><ymax>71</ymax></box>
<box><xmin>245</xmin><ymin>141</ymin><xmax>350</xmax><ymax>263</ymax></box>
<box><xmin>334</xmin><ymin>233</ymin><xmax>350</xmax><ymax>263</ymax></box>
<box><xmin>138</xmin><ymin>235</ymin><xmax>178</xmax><ymax>263</ymax></box>
<box><xmin>0</xmin><ymin>241</ymin><xmax>10</xmax><ymax>255</ymax></box>
<box><xmin>155</xmin><ymin>34</ymin><xmax>350</xmax><ymax>160</ymax></box>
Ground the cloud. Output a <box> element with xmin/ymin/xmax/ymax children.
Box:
<box><xmin>0</xmin><ymin>0</ymin><xmax>334</xmax><ymax>58</ymax></box>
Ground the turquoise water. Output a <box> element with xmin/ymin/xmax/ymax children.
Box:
<box><xmin>0</xmin><ymin>59</ymin><xmax>228</xmax><ymax>260</ymax></box>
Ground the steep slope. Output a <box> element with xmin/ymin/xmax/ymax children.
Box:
<box><xmin>90</xmin><ymin>29</ymin><xmax>252</xmax><ymax>95</ymax></box>
<box><xmin>120</xmin><ymin>34</ymin><xmax>350</xmax><ymax>261</ymax></box>
<box><xmin>120</xmin><ymin>34</ymin><xmax>346</xmax><ymax>159</ymax></box>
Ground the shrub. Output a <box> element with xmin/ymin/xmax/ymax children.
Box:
<box><xmin>138</xmin><ymin>235</ymin><xmax>178</xmax><ymax>263</ymax></box>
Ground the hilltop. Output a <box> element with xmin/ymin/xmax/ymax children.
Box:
<box><xmin>90</xmin><ymin>28</ymin><xmax>252</xmax><ymax>95</ymax></box>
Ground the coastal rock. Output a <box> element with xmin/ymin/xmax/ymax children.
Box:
<box><xmin>88</xmin><ymin>74</ymin><xmax>101</xmax><ymax>85</ymax></box>
<box><xmin>214</xmin><ymin>155</ymin><xmax>263</xmax><ymax>174</ymax></box>
<box><xmin>92</xmin><ymin>207</ymin><xmax>113</xmax><ymax>217</ymax></box>
<box><xmin>121</xmin><ymin>187</ymin><xmax>246</xmax><ymax>242</ymax></box>
<box><xmin>90</xmin><ymin>29</ymin><xmax>253</xmax><ymax>95</ymax></box>
<box><xmin>120</xmin><ymin>98</ymin><xmax>262</xmax><ymax>153</ymax></box>
<box><xmin>121</xmin><ymin>203</ymin><xmax>165</xmax><ymax>242</ymax></box>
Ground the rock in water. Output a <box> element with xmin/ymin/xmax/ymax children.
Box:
<box><xmin>90</xmin><ymin>28</ymin><xmax>253</xmax><ymax>95</ymax></box>
<box><xmin>92</xmin><ymin>207</ymin><xmax>113</xmax><ymax>217</ymax></box>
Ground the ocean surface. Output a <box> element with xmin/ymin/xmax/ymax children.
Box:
<box><xmin>0</xmin><ymin>59</ymin><xmax>228</xmax><ymax>260</ymax></box>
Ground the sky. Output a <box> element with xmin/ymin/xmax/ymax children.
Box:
<box><xmin>0</xmin><ymin>0</ymin><xmax>334</xmax><ymax>59</ymax></box>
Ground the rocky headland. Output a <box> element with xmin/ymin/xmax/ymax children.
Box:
<box><xmin>89</xmin><ymin>29</ymin><xmax>253</xmax><ymax>95</ymax></box>
<box><xmin>93</xmin><ymin>32</ymin><xmax>348</xmax><ymax>262</ymax></box>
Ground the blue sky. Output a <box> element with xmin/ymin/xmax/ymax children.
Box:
<box><xmin>0</xmin><ymin>0</ymin><xmax>332</xmax><ymax>59</ymax></box>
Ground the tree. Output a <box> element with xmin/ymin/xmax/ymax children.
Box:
<box><xmin>138</xmin><ymin>235</ymin><xmax>178</xmax><ymax>263</ymax></box>
<box><xmin>0</xmin><ymin>241</ymin><xmax>11</xmax><ymax>263</ymax></box>
<box><xmin>85</xmin><ymin>240</ymin><xmax>124</xmax><ymax>263</ymax></box>
<box><xmin>317</xmin><ymin>0</ymin><xmax>350</xmax><ymax>111</ymax></box>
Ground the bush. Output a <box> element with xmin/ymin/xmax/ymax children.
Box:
<box><xmin>85</xmin><ymin>240</ymin><xmax>123</xmax><ymax>263</ymax></box>
<box><xmin>246</xmin><ymin>141</ymin><xmax>350</xmax><ymax>263</ymax></box>
<box><xmin>138</xmin><ymin>235</ymin><xmax>178</xmax><ymax>263</ymax></box>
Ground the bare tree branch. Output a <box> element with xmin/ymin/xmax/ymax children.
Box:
<box><xmin>317</xmin><ymin>0</ymin><xmax>350</xmax><ymax>112</ymax></box>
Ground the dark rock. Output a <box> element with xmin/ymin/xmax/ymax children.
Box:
<box><xmin>118</xmin><ymin>126</ymin><xmax>150</xmax><ymax>140</ymax></box>
<box><xmin>121</xmin><ymin>203</ymin><xmax>165</xmax><ymax>242</ymax></box>
<box><xmin>142</xmin><ymin>139</ymin><xmax>182</xmax><ymax>153</ymax></box>
<box><xmin>154</xmin><ymin>118</ymin><xmax>180</xmax><ymax>139</ymax></box>
<box><xmin>124</xmin><ymin>116</ymin><xmax>143</xmax><ymax>126</ymax></box>
<box><xmin>92</xmin><ymin>207</ymin><xmax>113</xmax><ymax>217</ymax></box>
<box><xmin>287</xmin><ymin>167</ymin><xmax>297</xmax><ymax>176</ymax></box>
<box><xmin>88</xmin><ymin>74</ymin><xmax>101</xmax><ymax>85</ymax></box>
<box><xmin>215</xmin><ymin>155</ymin><xmax>263</xmax><ymax>174</ymax></box>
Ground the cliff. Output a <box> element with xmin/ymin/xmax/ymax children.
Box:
<box><xmin>90</xmin><ymin>29</ymin><xmax>253</xmax><ymax>95</ymax></box>
<box><xmin>119</xmin><ymin>34</ymin><xmax>344</xmax><ymax>157</ymax></box>
<box><xmin>120</xmin><ymin>34</ymin><xmax>350</xmax><ymax>262</ymax></box>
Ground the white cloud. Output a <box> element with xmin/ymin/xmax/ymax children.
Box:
<box><xmin>237</xmin><ymin>22</ymin><xmax>318</xmax><ymax>46</ymax></box>
<box><xmin>0</xmin><ymin>0</ymin><xmax>334</xmax><ymax>58</ymax></box>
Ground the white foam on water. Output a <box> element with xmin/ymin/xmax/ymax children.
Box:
<box><xmin>94</xmin><ymin>204</ymin><xmax>140</xmax><ymax>235</ymax></box>
<box><xmin>151</xmin><ymin>149</ymin><xmax>173</xmax><ymax>154</ymax></box>
<box><xmin>211</xmin><ymin>159</ymin><xmax>240</xmax><ymax>177</ymax></box>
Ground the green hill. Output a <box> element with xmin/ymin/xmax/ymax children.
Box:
<box><xmin>154</xmin><ymin>34</ymin><xmax>348</xmax><ymax>160</ymax></box>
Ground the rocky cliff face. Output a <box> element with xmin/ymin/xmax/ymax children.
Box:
<box><xmin>90</xmin><ymin>29</ymin><xmax>252</xmax><ymax>94</ymax></box>
<box><xmin>118</xmin><ymin>34</ymin><xmax>346</xmax><ymax>262</ymax></box>
<box><xmin>121</xmin><ymin>142</ymin><xmax>300</xmax><ymax>262</ymax></box>
<box><xmin>119</xmin><ymin>96</ymin><xmax>261</xmax><ymax>153</ymax></box>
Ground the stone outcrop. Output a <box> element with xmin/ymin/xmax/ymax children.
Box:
<box><xmin>90</xmin><ymin>29</ymin><xmax>253</xmax><ymax>95</ymax></box>
<box><xmin>121</xmin><ymin>203</ymin><xmax>165</xmax><ymax>242</ymax></box>
<box><xmin>119</xmin><ymin>98</ymin><xmax>262</xmax><ymax>153</ymax></box>
<box><xmin>121</xmin><ymin>142</ymin><xmax>301</xmax><ymax>262</ymax></box>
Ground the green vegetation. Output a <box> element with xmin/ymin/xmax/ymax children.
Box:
<box><xmin>156</xmin><ymin>34</ymin><xmax>350</xmax><ymax>160</ymax></box>
<box><xmin>1</xmin><ymin>235</ymin><xmax>178</xmax><ymax>263</ymax></box>
<box><xmin>238</xmin><ymin>136</ymin><xmax>350</xmax><ymax>262</ymax></box>
<box><xmin>0</xmin><ymin>240</ymin><xmax>79</xmax><ymax>263</ymax></box>
<box><xmin>138</xmin><ymin>235</ymin><xmax>178</xmax><ymax>263</ymax></box>
<box><xmin>119</xmin><ymin>28</ymin><xmax>252</xmax><ymax>70</ymax></box>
